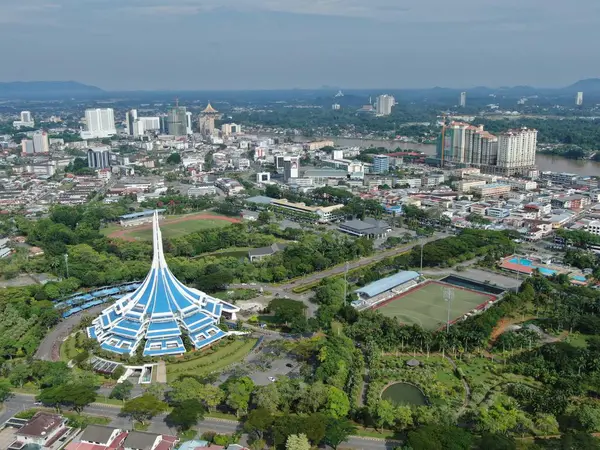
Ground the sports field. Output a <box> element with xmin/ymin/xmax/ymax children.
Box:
<box><xmin>374</xmin><ymin>281</ymin><xmax>495</xmax><ymax>330</ymax></box>
<box><xmin>104</xmin><ymin>213</ymin><xmax>240</xmax><ymax>241</ymax></box>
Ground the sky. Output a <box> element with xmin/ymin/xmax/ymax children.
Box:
<box><xmin>2</xmin><ymin>0</ymin><xmax>600</xmax><ymax>91</ymax></box>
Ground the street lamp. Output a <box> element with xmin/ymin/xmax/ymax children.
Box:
<box><xmin>64</xmin><ymin>253</ymin><xmax>69</xmax><ymax>279</ymax></box>
<box><xmin>443</xmin><ymin>287</ymin><xmax>454</xmax><ymax>333</ymax></box>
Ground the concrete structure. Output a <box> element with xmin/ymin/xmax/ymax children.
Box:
<box><xmin>588</xmin><ymin>220</ymin><xmax>600</xmax><ymax>236</ymax></box>
<box><xmin>126</xmin><ymin>109</ymin><xmax>138</xmax><ymax>135</ymax></box>
<box><xmin>167</xmin><ymin>105</ymin><xmax>188</xmax><ymax>136</ymax></box>
<box><xmin>119</xmin><ymin>209</ymin><xmax>165</xmax><ymax>227</ymax></box>
<box><xmin>372</xmin><ymin>155</ymin><xmax>390</xmax><ymax>174</ymax></box>
<box><xmin>87</xmin><ymin>146</ymin><xmax>112</xmax><ymax>169</ymax></box>
<box><xmin>248</xmin><ymin>243</ymin><xmax>288</xmax><ymax>262</ymax></box>
<box><xmin>32</xmin><ymin>131</ymin><xmax>50</xmax><ymax>153</ymax></box>
<box><xmin>87</xmin><ymin>212</ymin><xmax>239</xmax><ymax>356</ymax></box>
<box><xmin>21</xmin><ymin>139</ymin><xmax>35</xmax><ymax>155</ymax></box>
<box><xmin>576</xmin><ymin>91</ymin><xmax>584</xmax><ymax>106</ymax></box>
<box><xmin>13</xmin><ymin>111</ymin><xmax>35</xmax><ymax>129</ymax></box>
<box><xmin>199</xmin><ymin>103</ymin><xmax>219</xmax><ymax>136</ymax></box>
<box><xmin>283</xmin><ymin>156</ymin><xmax>299</xmax><ymax>182</ymax></box>
<box><xmin>460</xmin><ymin>91</ymin><xmax>467</xmax><ymax>107</ymax></box>
<box><xmin>221</xmin><ymin>123</ymin><xmax>242</xmax><ymax>135</ymax></box>
<box><xmin>81</xmin><ymin>108</ymin><xmax>116</xmax><ymax>139</ymax></box>
<box><xmin>256</xmin><ymin>172</ymin><xmax>270</xmax><ymax>183</ymax></box>
<box><xmin>496</xmin><ymin>128</ymin><xmax>537</xmax><ymax>175</ymax></box>
<box><xmin>376</xmin><ymin>95</ymin><xmax>395</xmax><ymax>116</ymax></box>
<box><xmin>187</xmin><ymin>185</ymin><xmax>216</xmax><ymax>196</ymax></box>
<box><xmin>472</xmin><ymin>183</ymin><xmax>511</xmax><ymax>197</ymax></box>
<box><xmin>338</xmin><ymin>218</ymin><xmax>391</xmax><ymax>238</ymax></box>
<box><xmin>186</xmin><ymin>111</ymin><xmax>193</xmax><ymax>135</ymax></box>
<box><xmin>270</xmin><ymin>199</ymin><xmax>344</xmax><ymax>223</ymax></box>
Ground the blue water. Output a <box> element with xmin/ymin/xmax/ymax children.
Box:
<box><xmin>508</xmin><ymin>257</ymin><xmax>556</xmax><ymax>276</ymax></box>
<box><xmin>572</xmin><ymin>275</ymin><xmax>587</xmax><ymax>282</ymax></box>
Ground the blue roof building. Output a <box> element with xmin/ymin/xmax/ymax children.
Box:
<box><xmin>88</xmin><ymin>212</ymin><xmax>239</xmax><ymax>357</ymax></box>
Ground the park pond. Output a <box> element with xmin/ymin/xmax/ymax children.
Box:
<box><xmin>381</xmin><ymin>382</ymin><xmax>428</xmax><ymax>406</ymax></box>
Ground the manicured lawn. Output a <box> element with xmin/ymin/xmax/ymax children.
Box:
<box><xmin>166</xmin><ymin>338</ymin><xmax>257</xmax><ymax>382</ymax></box>
<box><xmin>128</xmin><ymin>219</ymin><xmax>232</xmax><ymax>240</ymax></box>
<box><xmin>375</xmin><ymin>281</ymin><xmax>494</xmax><ymax>330</ymax></box>
<box><xmin>60</xmin><ymin>334</ymin><xmax>82</xmax><ymax>362</ymax></box>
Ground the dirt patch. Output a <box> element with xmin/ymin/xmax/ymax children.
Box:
<box><xmin>108</xmin><ymin>213</ymin><xmax>241</xmax><ymax>241</ymax></box>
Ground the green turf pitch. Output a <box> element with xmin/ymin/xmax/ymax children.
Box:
<box><xmin>374</xmin><ymin>282</ymin><xmax>492</xmax><ymax>330</ymax></box>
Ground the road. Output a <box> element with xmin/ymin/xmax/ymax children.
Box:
<box><xmin>35</xmin><ymin>304</ymin><xmax>106</xmax><ymax>361</ymax></box>
<box><xmin>1</xmin><ymin>394</ymin><xmax>398</xmax><ymax>450</ymax></box>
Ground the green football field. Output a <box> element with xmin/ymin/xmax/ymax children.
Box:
<box><xmin>127</xmin><ymin>219</ymin><xmax>232</xmax><ymax>240</ymax></box>
<box><xmin>374</xmin><ymin>282</ymin><xmax>494</xmax><ymax>330</ymax></box>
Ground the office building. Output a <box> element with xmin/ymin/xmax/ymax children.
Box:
<box><xmin>13</xmin><ymin>111</ymin><xmax>35</xmax><ymax>129</ymax></box>
<box><xmin>199</xmin><ymin>102</ymin><xmax>219</xmax><ymax>136</ymax></box>
<box><xmin>460</xmin><ymin>92</ymin><xmax>467</xmax><ymax>107</ymax></box>
<box><xmin>87</xmin><ymin>146</ymin><xmax>112</xmax><ymax>169</ymax></box>
<box><xmin>373</xmin><ymin>155</ymin><xmax>390</xmax><ymax>174</ymax></box>
<box><xmin>32</xmin><ymin>130</ymin><xmax>49</xmax><ymax>153</ymax></box>
<box><xmin>376</xmin><ymin>95</ymin><xmax>395</xmax><ymax>116</ymax></box>
<box><xmin>133</xmin><ymin>116</ymin><xmax>161</xmax><ymax>137</ymax></box>
<box><xmin>81</xmin><ymin>108</ymin><xmax>116</xmax><ymax>139</ymax></box>
<box><xmin>86</xmin><ymin>212</ymin><xmax>239</xmax><ymax>356</ymax></box>
<box><xmin>496</xmin><ymin>128</ymin><xmax>537</xmax><ymax>175</ymax></box>
<box><xmin>332</xmin><ymin>103</ymin><xmax>341</xmax><ymax>110</ymax></box>
<box><xmin>283</xmin><ymin>156</ymin><xmax>300</xmax><ymax>182</ymax></box>
<box><xmin>125</xmin><ymin>109</ymin><xmax>138</xmax><ymax>135</ymax></box>
<box><xmin>167</xmin><ymin>105</ymin><xmax>188</xmax><ymax>136</ymax></box>
<box><xmin>186</xmin><ymin>111</ymin><xmax>193</xmax><ymax>134</ymax></box>
<box><xmin>21</xmin><ymin>139</ymin><xmax>35</xmax><ymax>155</ymax></box>
<box><xmin>576</xmin><ymin>91</ymin><xmax>584</xmax><ymax>106</ymax></box>
<box><xmin>221</xmin><ymin>123</ymin><xmax>242</xmax><ymax>135</ymax></box>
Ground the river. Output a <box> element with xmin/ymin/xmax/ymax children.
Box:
<box><xmin>280</xmin><ymin>136</ymin><xmax>600</xmax><ymax>176</ymax></box>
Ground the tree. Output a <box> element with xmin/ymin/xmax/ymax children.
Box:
<box><xmin>323</xmin><ymin>418</ymin><xmax>356</xmax><ymax>450</ymax></box>
<box><xmin>253</xmin><ymin>383</ymin><xmax>280</xmax><ymax>413</ymax></box>
<box><xmin>303</xmin><ymin>413</ymin><xmax>327</xmax><ymax>444</ymax></box>
<box><xmin>166</xmin><ymin>399</ymin><xmax>205</xmax><ymax>431</ymax></box>
<box><xmin>166</xmin><ymin>153</ymin><xmax>182</xmax><ymax>165</ymax></box>
<box><xmin>560</xmin><ymin>431</ymin><xmax>600</xmax><ymax>450</ymax></box>
<box><xmin>121</xmin><ymin>394</ymin><xmax>167</xmax><ymax>425</ymax></box>
<box><xmin>395</xmin><ymin>405</ymin><xmax>414</xmax><ymax>430</ymax></box>
<box><xmin>257</xmin><ymin>211</ymin><xmax>273</xmax><ymax>225</ymax></box>
<box><xmin>110</xmin><ymin>381</ymin><xmax>133</xmax><ymax>402</ymax></box>
<box><xmin>9</xmin><ymin>363</ymin><xmax>32</xmax><ymax>388</ymax></box>
<box><xmin>478</xmin><ymin>433</ymin><xmax>517</xmax><ymax>450</ymax></box>
<box><xmin>0</xmin><ymin>380</ymin><xmax>12</xmax><ymax>403</ymax></box>
<box><xmin>223</xmin><ymin>377</ymin><xmax>254</xmax><ymax>417</ymax></box>
<box><xmin>573</xmin><ymin>404</ymin><xmax>600</xmax><ymax>432</ymax></box>
<box><xmin>325</xmin><ymin>386</ymin><xmax>350</xmax><ymax>419</ymax></box>
<box><xmin>38</xmin><ymin>383</ymin><xmax>97</xmax><ymax>413</ymax></box>
<box><xmin>244</xmin><ymin>408</ymin><xmax>274</xmax><ymax>440</ymax></box>
<box><xmin>286</xmin><ymin>433</ymin><xmax>310</xmax><ymax>450</ymax></box>
<box><xmin>169</xmin><ymin>377</ymin><xmax>204</xmax><ymax>403</ymax></box>
<box><xmin>408</xmin><ymin>425</ymin><xmax>473</xmax><ymax>450</ymax></box>
<box><xmin>374</xmin><ymin>399</ymin><xmax>396</xmax><ymax>432</ymax></box>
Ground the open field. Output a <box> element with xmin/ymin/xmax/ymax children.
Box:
<box><xmin>103</xmin><ymin>212</ymin><xmax>240</xmax><ymax>241</ymax></box>
<box><xmin>166</xmin><ymin>338</ymin><xmax>257</xmax><ymax>382</ymax></box>
<box><xmin>374</xmin><ymin>281</ymin><xmax>495</xmax><ymax>330</ymax></box>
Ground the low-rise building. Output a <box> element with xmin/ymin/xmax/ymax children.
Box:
<box><xmin>248</xmin><ymin>243</ymin><xmax>288</xmax><ymax>262</ymax></box>
<box><xmin>472</xmin><ymin>183</ymin><xmax>511</xmax><ymax>197</ymax></box>
<box><xmin>338</xmin><ymin>218</ymin><xmax>391</xmax><ymax>238</ymax></box>
<box><xmin>270</xmin><ymin>198</ymin><xmax>344</xmax><ymax>223</ymax></box>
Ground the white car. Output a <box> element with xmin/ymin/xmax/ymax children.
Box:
<box><xmin>268</xmin><ymin>376</ymin><xmax>276</xmax><ymax>382</ymax></box>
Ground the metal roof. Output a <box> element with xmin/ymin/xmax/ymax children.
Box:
<box><xmin>119</xmin><ymin>209</ymin><xmax>165</xmax><ymax>220</ymax></box>
<box><xmin>355</xmin><ymin>271</ymin><xmax>420</xmax><ymax>298</ymax></box>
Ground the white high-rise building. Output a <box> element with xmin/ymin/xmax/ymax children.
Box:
<box><xmin>576</xmin><ymin>91</ymin><xmax>584</xmax><ymax>106</ymax></box>
<box><xmin>13</xmin><ymin>111</ymin><xmax>35</xmax><ymax>129</ymax></box>
<box><xmin>376</xmin><ymin>95</ymin><xmax>395</xmax><ymax>116</ymax></box>
<box><xmin>460</xmin><ymin>92</ymin><xmax>467</xmax><ymax>107</ymax></box>
<box><xmin>186</xmin><ymin>112</ymin><xmax>193</xmax><ymax>135</ymax></box>
<box><xmin>81</xmin><ymin>108</ymin><xmax>116</xmax><ymax>139</ymax></box>
<box><xmin>496</xmin><ymin>128</ymin><xmax>537</xmax><ymax>175</ymax></box>
<box><xmin>21</xmin><ymin>139</ymin><xmax>35</xmax><ymax>155</ymax></box>
<box><xmin>32</xmin><ymin>131</ymin><xmax>49</xmax><ymax>153</ymax></box>
<box><xmin>283</xmin><ymin>156</ymin><xmax>300</xmax><ymax>182</ymax></box>
<box><xmin>221</xmin><ymin>123</ymin><xmax>242</xmax><ymax>136</ymax></box>
<box><xmin>132</xmin><ymin>117</ymin><xmax>161</xmax><ymax>137</ymax></box>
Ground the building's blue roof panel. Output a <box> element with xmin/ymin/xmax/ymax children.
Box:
<box><xmin>355</xmin><ymin>271</ymin><xmax>420</xmax><ymax>298</ymax></box>
<box><xmin>89</xmin><ymin>211</ymin><xmax>239</xmax><ymax>356</ymax></box>
<box><xmin>120</xmin><ymin>209</ymin><xmax>165</xmax><ymax>220</ymax></box>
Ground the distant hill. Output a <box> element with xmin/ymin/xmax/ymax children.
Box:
<box><xmin>0</xmin><ymin>81</ymin><xmax>105</xmax><ymax>99</ymax></box>
<box><xmin>564</xmin><ymin>78</ymin><xmax>600</xmax><ymax>93</ymax></box>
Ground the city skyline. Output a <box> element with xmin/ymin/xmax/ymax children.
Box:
<box><xmin>1</xmin><ymin>1</ymin><xmax>599</xmax><ymax>90</ymax></box>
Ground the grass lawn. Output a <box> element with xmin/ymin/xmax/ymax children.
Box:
<box><xmin>166</xmin><ymin>338</ymin><xmax>257</xmax><ymax>382</ymax></box>
<box><xmin>128</xmin><ymin>219</ymin><xmax>232</xmax><ymax>240</ymax></box>
<box><xmin>60</xmin><ymin>334</ymin><xmax>82</xmax><ymax>362</ymax></box>
<box><xmin>375</xmin><ymin>281</ymin><xmax>494</xmax><ymax>330</ymax></box>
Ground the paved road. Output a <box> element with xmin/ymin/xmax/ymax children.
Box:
<box><xmin>35</xmin><ymin>304</ymin><xmax>106</xmax><ymax>361</ymax></box>
<box><xmin>1</xmin><ymin>394</ymin><xmax>397</xmax><ymax>450</ymax></box>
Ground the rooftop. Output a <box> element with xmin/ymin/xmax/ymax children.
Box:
<box><xmin>355</xmin><ymin>271</ymin><xmax>420</xmax><ymax>298</ymax></box>
<box><xmin>17</xmin><ymin>412</ymin><xmax>64</xmax><ymax>438</ymax></box>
